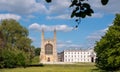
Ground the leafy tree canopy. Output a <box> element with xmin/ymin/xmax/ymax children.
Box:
<box><xmin>0</xmin><ymin>19</ymin><xmax>31</xmax><ymax>51</ymax></box>
<box><xmin>0</xmin><ymin>19</ymin><xmax>35</xmax><ymax>68</ymax></box>
<box><xmin>94</xmin><ymin>14</ymin><xmax>120</xmax><ymax>71</ymax></box>
<box><xmin>34</xmin><ymin>47</ymin><xmax>41</xmax><ymax>56</ymax></box>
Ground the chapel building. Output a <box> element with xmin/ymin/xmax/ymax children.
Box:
<box><xmin>40</xmin><ymin>29</ymin><xmax>58</xmax><ymax>63</ymax></box>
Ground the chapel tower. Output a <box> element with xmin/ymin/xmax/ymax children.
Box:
<box><xmin>40</xmin><ymin>29</ymin><xmax>58</xmax><ymax>63</ymax></box>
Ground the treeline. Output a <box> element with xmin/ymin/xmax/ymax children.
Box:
<box><xmin>0</xmin><ymin>19</ymin><xmax>40</xmax><ymax>68</ymax></box>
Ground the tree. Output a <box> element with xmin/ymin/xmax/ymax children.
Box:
<box><xmin>0</xmin><ymin>31</ymin><xmax>5</xmax><ymax>49</ymax></box>
<box><xmin>94</xmin><ymin>14</ymin><xmax>120</xmax><ymax>71</ymax></box>
<box><xmin>0</xmin><ymin>19</ymin><xmax>35</xmax><ymax>68</ymax></box>
<box><xmin>45</xmin><ymin>0</ymin><xmax>109</xmax><ymax>27</ymax></box>
<box><xmin>0</xmin><ymin>19</ymin><xmax>31</xmax><ymax>51</ymax></box>
<box><xmin>34</xmin><ymin>47</ymin><xmax>41</xmax><ymax>56</ymax></box>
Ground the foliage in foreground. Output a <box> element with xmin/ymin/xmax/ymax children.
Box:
<box><xmin>95</xmin><ymin>14</ymin><xmax>120</xmax><ymax>71</ymax></box>
<box><xmin>0</xmin><ymin>49</ymin><xmax>29</xmax><ymax>68</ymax></box>
<box><xmin>0</xmin><ymin>19</ymin><xmax>35</xmax><ymax>68</ymax></box>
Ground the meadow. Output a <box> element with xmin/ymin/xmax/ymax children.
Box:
<box><xmin>0</xmin><ymin>63</ymin><xmax>98</xmax><ymax>72</ymax></box>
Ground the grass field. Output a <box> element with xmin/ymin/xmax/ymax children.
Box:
<box><xmin>0</xmin><ymin>63</ymin><xmax>98</xmax><ymax>72</ymax></box>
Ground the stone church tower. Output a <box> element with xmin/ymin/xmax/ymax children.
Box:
<box><xmin>40</xmin><ymin>29</ymin><xmax>58</xmax><ymax>63</ymax></box>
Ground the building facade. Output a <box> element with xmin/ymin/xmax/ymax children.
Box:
<box><xmin>40</xmin><ymin>29</ymin><xmax>58</xmax><ymax>63</ymax></box>
<box><xmin>40</xmin><ymin>30</ymin><xmax>96</xmax><ymax>63</ymax></box>
<box><xmin>58</xmin><ymin>49</ymin><xmax>96</xmax><ymax>62</ymax></box>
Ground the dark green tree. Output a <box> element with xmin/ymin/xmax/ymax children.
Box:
<box><xmin>0</xmin><ymin>31</ymin><xmax>5</xmax><ymax>49</ymax></box>
<box><xmin>34</xmin><ymin>47</ymin><xmax>41</xmax><ymax>56</ymax></box>
<box><xmin>94</xmin><ymin>14</ymin><xmax>120</xmax><ymax>71</ymax></box>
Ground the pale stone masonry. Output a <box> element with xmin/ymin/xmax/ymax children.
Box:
<box><xmin>40</xmin><ymin>30</ymin><xmax>96</xmax><ymax>63</ymax></box>
<box><xmin>40</xmin><ymin>29</ymin><xmax>58</xmax><ymax>63</ymax></box>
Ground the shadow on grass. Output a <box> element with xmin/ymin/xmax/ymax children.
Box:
<box><xmin>91</xmin><ymin>68</ymin><xmax>100</xmax><ymax>72</ymax></box>
<box><xmin>27</xmin><ymin>63</ymin><xmax>44</xmax><ymax>67</ymax></box>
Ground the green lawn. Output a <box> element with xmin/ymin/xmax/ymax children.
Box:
<box><xmin>0</xmin><ymin>64</ymin><xmax>97</xmax><ymax>72</ymax></box>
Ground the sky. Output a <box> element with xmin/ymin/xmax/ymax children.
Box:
<box><xmin>0</xmin><ymin>0</ymin><xmax>120</xmax><ymax>52</ymax></box>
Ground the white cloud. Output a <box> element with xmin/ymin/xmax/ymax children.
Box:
<box><xmin>57</xmin><ymin>40</ymin><xmax>83</xmax><ymax>52</ymax></box>
<box><xmin>46</xmin><ymin>0</ymin><xmax>120</xmax><ymax>19</ymax></box>
<box><xmin>44</xmin><ymin>0</ymin><xmax>72</xmax><ymax>20</ymax></box>
<box><xmin>47</xmin><ymin>14</ymin><xmax>70</xmax><ymax>20</ymax></box>
<box><xmin>91</xmin><ymin>13</ymin><xmax>103</xmax><ymax>18</ymax></box>
<box><xmin>29</xmin><ymin>36</ymin><xmax>36</xmax><ymax>42</ymax></box>
<box><xmin>0</xmin><ymin>0</ymin><xmax>119</xmax><ymax>17</ymax></box>
<box><xmin>87</xmin><ymin>35</ymin><xmax>101</xmax><ymax>40</ymax></box>
<box><xmin>86</xmin><ymin>28</ymin><xmax>107</xmax><ymax>41</ymax></box>
<box><xmin>46</xmin><ymin>0</ymin><xmax>71</xmax><ymax>14</ymax></box>
<box><xmin>28</xmin><ymin>23</ymin><xmax>41</xmax><ymax>31</ymax></box>
<box><xmin>66</xmin><ymin>40</ymin><xmax>72</xmax><ymax>43</ymax></box>
<box><xmin>89</xmin><ymin>0</ymin><xmax>120</xmax><ymax>14</ymax></box>
<box><xmin>0</xmin><ymin>0</ymin><xmax>71</xmax><ymax>15</ymax></box>
<box><xmin>0</xmin><ymin>14</ymin><xmax>21</xmax><ymax>20</ymax></box>
<box><xmin>99</xmin><ymin>28</ymin><xmax>108</xmax><ymax>33</ymax></box>
<box><xmin>0</xmin><ymin>0</ymin><xmax>47</xmax><ymax>14</ymax></box>
<box><xmin>85</xmin><ymin>27</ymin><xmax>110</xmax><ymax>48</ymax></box>
<box><xmin>29</xmin><ymin>23</ymin><xmax>73</xmax><ymax>32</ymax></box>
<box><xmin>86</xmin><ymin>27</ymin><xmax>109</xmax><ymax>46</ymax></box>
<box><xmin>86</xmin><ymin>13</ymin><xmax>103</xmax><ymax>18</ymax></box>
<box><xmin>27</xmin><ymin>15</ymin><xmax>35</xmax><ymax>19</ymax></box>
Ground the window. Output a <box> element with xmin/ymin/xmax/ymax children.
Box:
<box><xmin>71</xmin><ymin>59</ymin><xmax>73</xmax><ymax>61</ymax></box>
<box><xmin>45</xmin><ymin>43</ymin><xmax>53</xmax><ymax>55</ymax></box>
<box><xmin>84</xmin><ymin>55</ymin><xmax>85</xmax><ymax>58</ymax></box>
<box><xmin>88</xmin><ymin>59</ymin><xmax>89</xmax><ymax>62</ymax></box>
<box><xmin>65</xmin><ymin>55</ymin><xmax>67</xmax><ymax>57</ymax></box>
<box><xmin>74</xmin><ymin>55</ymin><xmax>76</xmax><ymax>57</ymax></box>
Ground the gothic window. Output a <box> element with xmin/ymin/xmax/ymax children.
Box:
<box><xmin>45</xmin><ymin>43</ymin><xmax>53</xmax><ymax>55</ymax></box>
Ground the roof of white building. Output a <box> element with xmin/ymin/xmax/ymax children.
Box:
<box><xmin>63</xmin><ymin>48</ymin><xmax>94</xmax><ymax>52</ymax></box>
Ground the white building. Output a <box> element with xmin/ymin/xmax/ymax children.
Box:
<box><xmin>58</xmin><ymin>49</ymin><xmax>96</xmax><ymax>63</ymax></box>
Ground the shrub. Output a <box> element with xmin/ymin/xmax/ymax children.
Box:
<box><xmin>0</xmin><ymin>49</ymin><xmax>29</xmax><ymax>68</ymax></box>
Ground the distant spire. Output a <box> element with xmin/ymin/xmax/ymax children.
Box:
<box><xmin>41</xmin><ymin>28</ymin><xmax>44</xmax><ymax>42</ymax></box>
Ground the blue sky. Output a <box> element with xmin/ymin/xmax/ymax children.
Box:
<box><xmin>0</xmin><ymin>0</ymin><xmax>119</xmax><ymax>52</ymax></box>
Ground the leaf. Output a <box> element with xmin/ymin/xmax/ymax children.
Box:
<box><xmin>75</xmin><ymin>7</ymin><xmax>79</xmax><ymax>11</ymax></box>
<box><xmin>82</xmin><ymin>3</ymin><xmax>90</xmax><ymax>9</ymax></box>
<box><xmin>71</xmin><ymin>11</ymin><xmax>75</xmax><ymax>18</ymax></box>
<box><xmin>89</xmin><ymin>9</ymin><xmax>94</xmax><ymax>13</ymax></box>
<box><xmin>101</xmin><ymin>0</ymin><xmax>109</xmax><ymax>5</ymax></box>
<box><xmin>77</xmin><ymin>11</ymin><xmax>86</xmax><ymax>18</ymax></box>
<box><xmin>75</xmin><ymin>19</ymin><xmax>78</xmax><ymax>22</ymax></box>
<box><xmin>69</xmin><ymin>3</ymin><xmax>74</xmax><ymax>7</ymax></box>
<box><xmin>71</xmin><ymin>9</ymin><xmax>76</xmax><ymax>18</ymax></box>
<box><xmin>81</xmin><ymin>13</ymin><xmax>86</xmax><ymax>18</ymax></box>
<box><xmin>45</xmin><ymin>0</ymin><xmax>51</xmax><ymax>3</ymax></box>
<box><xmin>69</xmin><ymin>0</ymin><xmax>78</xmax><ymax>7</ymax></box>
<box><xmin>75</xmin><ymin>25</ymin><xmax>78</xmax><ymax>28</ymax></box>
<box><xmin>81</xmin><ymin>0</ymin><xmax>85</xmax><ymax>1</ymax></box>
